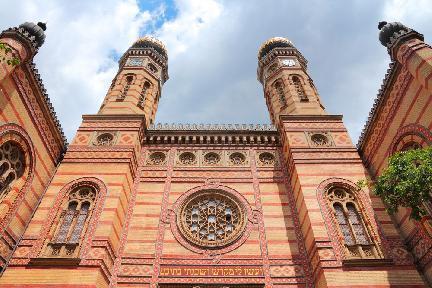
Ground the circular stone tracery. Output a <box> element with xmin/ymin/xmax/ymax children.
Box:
<box><xmin>177</xmin><ymin>190</ymin><xmax>247</xmax><ymax>249</ymax></box>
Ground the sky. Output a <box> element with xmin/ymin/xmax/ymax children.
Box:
<box><xmin>1</xmin><ymin>0</ymin><xmax>432</xmax><ymax>143</ymax></box>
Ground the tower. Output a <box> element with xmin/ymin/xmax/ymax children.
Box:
<box><xmin>99</xmin><ymin>36</ymin><xmax>168</xmax><ymax>126</ymax></box>
<box><xmin>0</xmin><ymin>36</ymin><xmax>169</xmax><ymax>286</ymax></box>
<box><xmin>257</xmin><ymin>37</ymin><xmax>426</xmax><ymax>286</ymax></box>
<box><xmin>257</xmin><ymin>37</ymin><xmax>325</xmax><ymax>125</ymax></box>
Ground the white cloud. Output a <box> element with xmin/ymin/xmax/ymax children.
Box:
<box><xmin>2</xmin><ymin>0</ymin><xmax>432</xmax><ymax>143</ymax></box>
<box><xmin>0</xmin><ymin>0</ymin><xmax>152</xmax><ymax>138</ymax></box>
<box><xmin>155</xmin><ymin>0</ymin><xmax>223</xmax><ymax>57</ymax></box>
<box><xmin>383</xmin><ymin>0</ymin><xmax>432</xmax><ymax>21</ymax></box>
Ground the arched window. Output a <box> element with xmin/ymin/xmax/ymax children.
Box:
<box><xmin>401</xmin><ymin>141</ymin><xmax>422</xmax><ymax>152</ymax></box>
<box><xmin>48</xmin><ymin>186</ymin><xmax>96</xmax><ymax>257</ymax></box>
<box><xmin>138</xmin><ymin>81</ymin><xmax>151</xmax><ymax>109</ymax></box>
<box><xmin>274</xmin><ymin>80</ymin><xmax>287</xmax><ymax>106</ymax></box>
<box><xmin>117</xmin><ymin>74</ymin><xmax>134</xmax><ymax>101</ymax></box>
<box><xmin>291</xmin><ymin>75</ymin><xmax>308</xmax><ymax>101</ymax></box>
<box><xmin>0</xmin><ymin>141</ymin><xmax>25</xmax><ymax>201</ymax></box>
<box><xmin>325</xmin><ymin>187</ymin><xmax>379</xmax><ymax>259</ymax></box>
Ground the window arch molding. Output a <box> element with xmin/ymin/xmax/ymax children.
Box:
<box><xmin>33</xmin><ymin>177</ymin><xmax>107</xmax><ymax>259</ymax></box>
<box><xmin>390</xmin><ymin>123</ymin><xmax>432</xmax><ymax>155</ymax></box>
<box><xmin>317</xmin><ymin>177</ymin><xmax>388</xmax><ymax>262</ymax></box>
<box><xmin>0</xmin><ymin>123</ymin><xmax>35</xmax><ymax>226</ymax></box>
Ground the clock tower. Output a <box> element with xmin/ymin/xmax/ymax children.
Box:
<box><xmin>257</xmin><ymin>37</ymin><xmax>326</xmax><ymax>125</ymax></box>
<box><xmin>99</xmin><ymin>36</ymin><xmax>168</xmax><ymax>126</ymax></box>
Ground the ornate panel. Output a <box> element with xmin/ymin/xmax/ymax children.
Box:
<box><xmin>305</xmin><ymin>132</ymin><xmax>334</xmax><ymax>147</ymax></box>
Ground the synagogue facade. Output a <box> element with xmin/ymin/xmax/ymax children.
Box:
<box><xmin>0</xmin><ymin>20</ymin><xmax>430</xmax><ymax>287</ymax></box>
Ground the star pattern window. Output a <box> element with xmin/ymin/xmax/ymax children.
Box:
<box><xmin>177</xmin><ymin>190</ymin><xmax>247</xmax><ymax>248</ymax></box>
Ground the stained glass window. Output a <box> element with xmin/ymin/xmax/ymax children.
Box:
<box><xmin>49</xmin><ymin>186</ymin><xmax>96</xmax><ymax>256</ymax></box>
<box><xmin>326</xmin><ymin>186</ymin><xmax>379</xmax><ymax>259</ymax></box>
<box><xmin>347</xmin><ymin>203</ymin><xmax>369</xmax><ymax>245</ymax></box>
<box><xmin>333</xmin><ymin>203</ymin><xmax>354</xmax><ymax>245</ymax></box>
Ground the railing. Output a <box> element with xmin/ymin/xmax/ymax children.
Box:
<box><xmin>149</xmin><ymin>123</ymin><xmax>277</xmax><ymax>131</ymax></box>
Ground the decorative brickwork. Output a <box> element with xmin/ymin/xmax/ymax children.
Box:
<box><xmin>0</xmin><ymin>20</ymin><xmax>429</xmax><ymax>287</ymax></box>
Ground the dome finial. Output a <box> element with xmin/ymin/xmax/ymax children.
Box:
<box><xmin>18</xmin><ymin>21</ymin><xmax>47</xmax><ymax>48</ymax></box>
<box><xmin>37</xmin><ymin>22</ymin><xmax>47</xmax><ymax>31</ymax></box>
<box><xmin>378</xmin><ymin>21</ymin><xmax>387</xmax><ymax>30</ymax></box>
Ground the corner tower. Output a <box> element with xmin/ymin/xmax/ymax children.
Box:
<box><xmin>257</xmin><ymin>36</ymin><xmax>427</xmax><ymax>286</ymax></box>
<box><xmin>99</xmin><ymin>36</ymin><xmax>169</xmax><ymax>126</ymax></box>
<box><xmin>257</xmin><ymin>37</ymin><xmax>325</xmax><ymax>125</ymax></box>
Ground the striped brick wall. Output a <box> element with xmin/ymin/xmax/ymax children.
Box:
<box><xmin>360</xmin><ymin>37</ymin><xmax>432</xmax><ymax>285</ymax></box>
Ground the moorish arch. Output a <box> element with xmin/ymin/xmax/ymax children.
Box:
<box><xmin>33</xmin><ymin>177</ymin><xmax>107</xmax><ymax>259</ymax></box>
<box><xmin>0</xmin><ymin>123</ymin><xmax>35</xmax><ymax>223</ymax></box>
<box><xmin>390</xmin><ymin>123</ymin><xmax>432</xmax><ymax>154</ymax></box>
<box><xmin>317</xmin><ymin>177</ymin><xmax>387</xmax><ymax>262</ymax></box>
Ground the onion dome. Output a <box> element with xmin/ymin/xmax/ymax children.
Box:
<box><xmin>18</xmin><ymin>22</ymin><xmax>46</xmax><ymax>48</ymax></box>
<box><xmin>378</xmin><ymin>21</ymin><xmax>409</xmax><ymax>47</ymax></box>
<box><xmin>258</xmin><ymin>37</ymin><xmax>294</xmax><ymax>59</ymax></box>
<box><xmin>132</xmin><ymin>36</ymin><xmax>167</xmax><ymax>59</ymax></box>
<box><xmin>378</xmin><ymin>21</ymin><xmax>423</xmax><ymax>48</ymax></box>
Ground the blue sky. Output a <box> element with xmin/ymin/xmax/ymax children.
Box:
<box><xmin>1</xmin><ymin>0</ymin><xmax>432</xmax><ymax>143</ymax></box>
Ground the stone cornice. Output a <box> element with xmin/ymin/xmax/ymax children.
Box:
<box><xmin>149</xmin><ymin>123</ymin><xmax>276</xmax><ymax>131</ymax></box>
<box><xmin>82</xmin><ymin>114</ymin><xmax>147</xmax><ymax>123</ymax></box>
<box><xmin>144</xmin><ymin>125</ymin><xmax>280</xmax><ymax>146</ymax></box>
<box><xmin>280</xmin><ymin>114</ymin><xmax>343</xmax><ymax>122</ymax></box>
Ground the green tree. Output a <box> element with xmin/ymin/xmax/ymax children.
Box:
<box><xmin>368</xmin><ymin>147</ymin><xmax>432</xmax><ymax>220</ymax></box>
<box><xmin>0</xmin><ymin>43</ymin><xmax>20</xmax><ymax>66</ymax></box>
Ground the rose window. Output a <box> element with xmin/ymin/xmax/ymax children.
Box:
<box><xmin>95</xmin><ymin>133</ymin><xmax>114</xmax><ymax>146</ymax></box>
<box><xmin>148</xmin><ymin>151</ymin><xmax>166</xmax><ymax>165</ymax></box>
<box><xmin>178</xmin><ymin>190</ymin><xmax>246</xmax><ymax>248</ymax></box>
<box><xmin>179</xmin><ymin>152</ymin><xmax>196</xmax><ymax>165</ymax></box>
<box><xmin>229</xmin><ymin>152</ymin><xmax>246</xmax><ymax>165</ymax></box>
<box><xmin>311</xmin><ymin>133</ymin><xmax>329</xmax><ymax>146</ymax></box>
<box><xmin>259</xmin><ymin>152</ymin><xmax>275</xmax><ymax>165</ymax></box>
<box><xmin>203</xmin><ymin>152</ymin><xmax>220</xmax><ymax>165</ymax></box>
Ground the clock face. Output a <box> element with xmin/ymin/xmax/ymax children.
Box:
<box><xmin>282</xmin><ymin>59</ymin><xmax>296</xmax><ymax>67</ymax></box>
<box><xmin>127</xmin><ymin>58</ymin><xmax>144</xmax><ymax>66</ymax></box>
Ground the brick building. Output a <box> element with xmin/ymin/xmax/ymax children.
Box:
<box><xmin>0</xmin><ymin>20</ymin><xmax>430</xmax><ymax>287</ymax></box>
